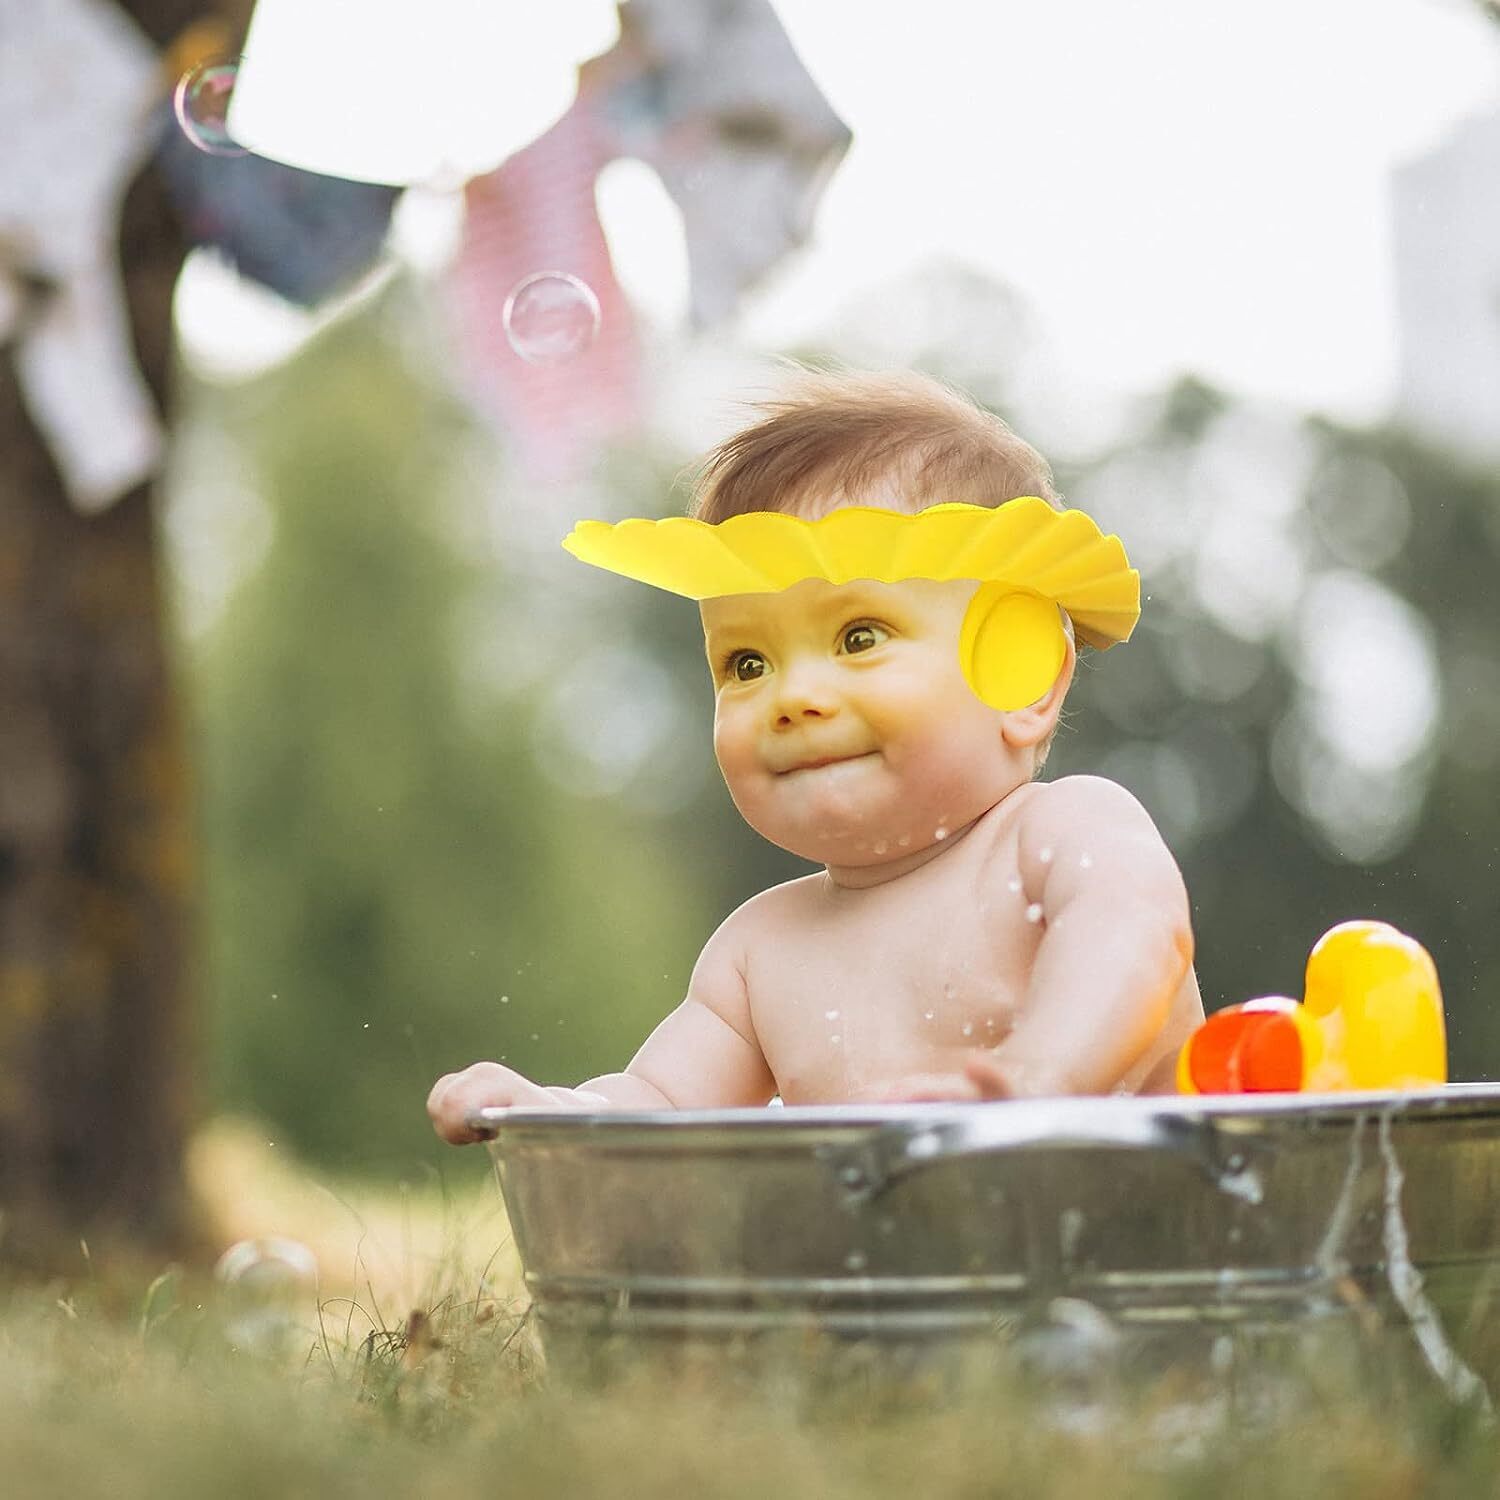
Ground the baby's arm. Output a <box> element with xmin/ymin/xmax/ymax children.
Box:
<box><xmin>428</xmin><ymin>910</ymin><xmax>775</xmax><ymax>1142</ymax></box>
<box><xmin>972</xmin><ymin>775</ymin><xmax>1194</xmax><ymax>1098</ymax></box>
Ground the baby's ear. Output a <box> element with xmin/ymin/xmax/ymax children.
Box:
<box><xmin>1000</xmin><ymin>626</ymin><xmax>1075</xmax><ymax>750</ymax></box>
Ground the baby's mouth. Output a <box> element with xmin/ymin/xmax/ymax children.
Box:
<box><xmin>778</xmin><ymin>751</ymin><xmax>877</xmax><ymax>775</ymax></box>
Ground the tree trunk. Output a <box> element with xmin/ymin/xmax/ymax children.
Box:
<box><xmin>0</xmin><ymin>0</ymin><xmax>209</xmax><ymax>1271</ymax></box>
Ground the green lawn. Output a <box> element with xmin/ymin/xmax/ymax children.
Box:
<box><xmin>4</xmin><ymin>1264</ymin><xmax>1499</xmax><ymax>1499</ymax></box>
<box><xmin>7</xmin><ymin>1122</ymin><xmax>1498</xmax><ymax>1498</ymax></box>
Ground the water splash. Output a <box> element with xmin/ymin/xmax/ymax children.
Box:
<box><xmin>1313</xmin><ymin>1113</ymin><xmax>1365</xmax><ymax>1285</ymax></box>
<box><xmin>1215</xmin><ymin>1156</ymin><xmax>1264</xmax><ymax>1205</ymax></box>
<box><xmin>1378</xmin><ymin>1109</ymin><xmax>1492</xmax><ymax>1411</ymax></box>
<box><xmin>1059</xmin><ymin>1207</ymin><xmax>1086</xmax><ymax>1261</ymax></box>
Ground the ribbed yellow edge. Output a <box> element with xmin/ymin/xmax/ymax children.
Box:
<box><xmin>561</xmin><ymin>498</ymin><xmax>1141</xmax><ymax>651</ymax></box>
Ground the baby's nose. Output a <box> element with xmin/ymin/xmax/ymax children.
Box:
<box><xmin>772</xmin><ymin>671</ymin><xmax>841</xmax><ymax>723</ymax></box>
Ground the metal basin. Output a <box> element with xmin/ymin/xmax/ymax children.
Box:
<box><xmin>475</xmin><ymin>1087</ymin><xmax>1500</xmax><ymax>1364</ymax></box>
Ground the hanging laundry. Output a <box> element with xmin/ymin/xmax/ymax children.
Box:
<box><xmin>153</xmin><ymin>108</ymin><xmax>400</xmax><ymax>310</ymax></box>
<box><xmin>0</xmin><ymin>0</ymin><xmax>164</xmax><ymax>513</ymax></box>
<box><xmin>445</xmin><ymin>0</ymin><xmax>850</xmax><ymax>481</ymax></box>
<box><xmin>597</xmin><ymin>0</ymin><xmax>852</xmax><ymax>328</ymax></box>
<box><xmin>445</xmin><ymin>82</ymin><xmax>644</xmax><ymax>486</ymax></box>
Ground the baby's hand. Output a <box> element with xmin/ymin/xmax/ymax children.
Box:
<box><xmin>855</xmin><ymin>1054</ymin><xmax>1065</xmax><ymax>1104</ymax></box>
<box><xmin>426</xmin><ymin>1062</ymin><xmax>609</xmax><ymax>1144</ymax></box>
<box><xmin>853</xmin><ymin>1070</ymin><xmax>987</xmax><ymax>1104</ymax></box>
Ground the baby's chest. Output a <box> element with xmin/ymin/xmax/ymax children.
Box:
<box><xmin>746</xmin><ymin>891</ymin><xmax>1037</xmax><ymax>1066</ymax></box>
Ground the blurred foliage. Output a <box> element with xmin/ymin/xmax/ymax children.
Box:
<box><xmin>182</xmin><ymin>292</ymin><xmax>715</xmax><ymax>1174</ymax></box>
<box><xmin>174</xmin><ymin>269</ymin><xmax>1500</xmax><ymax>1174</ymax></box>
<box><xmin>1053</xmin><ymin>384</ymin><xmax>1500</xmax><ymax>1076</ymax></box>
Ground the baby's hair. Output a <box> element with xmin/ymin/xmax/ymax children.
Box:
<box><xmin>690</xmin><ymin>364</ymin><xmax>1073</xmax><ymax>776</ymax></box>
<box><xmin>688</xmin><ymin>363</ymin><xmax>1063</xmax><ymax>523</ymax></box>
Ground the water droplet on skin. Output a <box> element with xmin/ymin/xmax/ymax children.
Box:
<box><xmin>825</xmin><ymin>1009</ymin><xmax>840</xmax><ymax>1021</ymax></box>
<box><xmin>873</xmin><ymin>840</ymin><xmax>888</xmax><ymax>855</ymax></box>
<box><xmin>1080</xmin><ymin>853</ymin><xmax>1093</xmax><ymax>869</ymax></box>
<box><xmin>934</xmin><ymin>827</ymin><xmax>948</xmax><ymax>841</ymax></box>
<box><xmin>897</xmin><ymin>835</ymin><xmax>911</xmax><ymax>848</ymax></box>
<box><xmin>1039</xmin><ymin>847</ymin><xmax>1053</xmax><ymax>864</ymax></box>
<box><xmin>984</xmin><ymin>1018</ymin><xmax>996</xmax><ymax>1031</ymax></box>
<box><xmin>1025</xmin><ymin>903</ymin><xmax>1044</xmax><ymax>923</ymax></box>
<box><xmin>1007</xmin><ymin>877</ymin><xmax>1022</xmax><ymax>893</ymax></box>
<box><xmin>924</xmin><ymin>1011</ymin><xmax>935</xmax><ymax>1021</ymax></box>
<box><xmin>830</xmin><ymin>1035</ymin><xmax>841</xmax><ymax>1046</ymax></box>
<box><xmin>961</xmin><ymin>1023</ymin><xmax>973</xmax><ymax>1037</ymax></box>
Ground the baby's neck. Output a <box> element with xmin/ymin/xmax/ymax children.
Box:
<box><xmin>821</xmin><ymin>813</ymin><xmax>986</xmax><ymax>891</ymax></box>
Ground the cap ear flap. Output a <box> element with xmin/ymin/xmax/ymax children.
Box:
<box><xmin>958</xmin><ymin>584</ymin><xmax>1067</xmax><ymax>711</ymax></box>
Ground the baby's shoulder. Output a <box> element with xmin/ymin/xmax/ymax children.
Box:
<box><xmin>1011</xmin><ymin>775</ymin><xmax>1182</xmax><ymax>894</ymax></box>
<box><xmin>723</xmin><ymin>872</ymin><xmax>825</xmax><ymax>932</ymax></box>
<box><xmin>1014</xmin><ymin>773</ymin><xmax>1159</xmax><ymax>837</ymax></box>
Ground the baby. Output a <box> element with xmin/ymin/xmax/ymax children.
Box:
<box><xmin>429</xmin><ymin>368</ymin><xmax>1203</xmax><ymax>1142</ymax></box>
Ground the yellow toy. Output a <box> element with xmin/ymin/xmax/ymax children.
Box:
<box><xmin>562</xmin><ymin>498</ymin><xmax>1139</xmax><ymax>711</ymax></box>
<box><xmin>1176</xmin><ymin>920</ymin><xmax>1447</xmax><ymax>1095</ymax></box>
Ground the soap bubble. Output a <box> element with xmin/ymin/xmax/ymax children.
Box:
<box><xmin>214</xmin><ymin>1236</ymin><xmax>317</xmax><ymax>1352</ymax></box>
<box><xmin>173</xmin><ymin>59</ymin><xmax>248</xmax><ymax>158</ymax></box>
<box><xmin>503</xmin><ymin>271</ymin><xmax>601</xmax><ymax>364</ymax></box>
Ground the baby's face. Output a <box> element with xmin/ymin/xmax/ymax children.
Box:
<box><xmin>701</xmin><ymin>575</ymin><xmax>1050</xmax><ymax>870</ymax></box>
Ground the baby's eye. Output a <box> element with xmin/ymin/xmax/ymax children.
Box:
<box><xmin>724</xmin><ymin>650</ymin><xmax>766</xmax><ymax>682</ymax></box>
<box><xmin>842</xmin><ymin>622</ymin><xmax>888</xmax><ymax>655</ymax></box>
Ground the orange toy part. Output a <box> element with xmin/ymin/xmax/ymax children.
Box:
<box><xmin>1176</xmin><ymin>920</ymin><xmax>1446</xmax><ymax>1095</ymax></box>
<box><xmin>1176</xmin><ymin>998</ymin><xmax>1306</xmax><ymax>1094</ymax></box>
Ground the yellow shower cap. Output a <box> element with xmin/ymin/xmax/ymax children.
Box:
<box><xmin>561</xmin><ymin>498</ymin><xmax>1140</xmax><ymax>711</ymax></box>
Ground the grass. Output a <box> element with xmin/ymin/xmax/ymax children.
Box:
<box><xmin>4</xmin><ymin>1119</ymin><xmax>1500</xmax><ymax>1498</ymax></box>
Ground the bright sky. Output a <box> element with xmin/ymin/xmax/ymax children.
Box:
<box><xmin>178</xmin><ymin>0</ymin><xmax>1500</xmax><ymax>422</ymax></box>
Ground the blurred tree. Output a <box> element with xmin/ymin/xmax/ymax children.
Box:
<box><xmin>0</xmin><ymin>0</ymin><xmax>226</xmax><ymax>1270</ymax></box>
<box><xmin>192</xmin><ymin>292</ymin><xmax>710</xmax><ymax>1173</ymax></box>
<box><xmin>1053</xmin><ymin>381</ymin><xmax>1500</xmax><ymax>1077</ymax></box>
